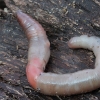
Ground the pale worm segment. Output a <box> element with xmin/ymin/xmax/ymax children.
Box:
<box><xmin>16</xmin><ymin>11</ymin><xmax>100</xmax><ymax>96</ymax></box>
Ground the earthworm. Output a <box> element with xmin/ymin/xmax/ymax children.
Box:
<box><xmin>16</xmin><ymin>11</ymin><xmax>100</xmax><ymax>96</ymax></box>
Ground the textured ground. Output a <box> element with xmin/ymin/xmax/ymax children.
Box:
<box><xmin>0</xmin><ymin>0</ymin><xmax>100</xmax><ymax>100</ymax></box>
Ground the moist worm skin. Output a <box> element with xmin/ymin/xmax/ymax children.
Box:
<box><xmin>16</xmin><ymin>11</ymin><xmax>100</xmax><ymax>95</ymax></box>
<box><xmin>16</xmin><ymin>11</ymin><xmax>50</xmax><ymax>89</ymax></box>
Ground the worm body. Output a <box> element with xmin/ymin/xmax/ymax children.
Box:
<box><xmin>16</xmin><ymin>11</ymin><xmax>100</xmax><ymax>95</ymax></box>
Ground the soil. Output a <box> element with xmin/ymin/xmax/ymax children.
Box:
<box><xmin>0</xmin><ymin>0</ymin><xmax>100</xmax><ymax>99</ymax></box>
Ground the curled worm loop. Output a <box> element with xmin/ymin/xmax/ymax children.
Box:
<box><xmin>16</xmin><ymin>11</ymin><xmax>100</xmax><ymax>95</ymax></box>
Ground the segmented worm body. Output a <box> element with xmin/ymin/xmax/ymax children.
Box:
<box><xmin>16</xmin><ymin>11</ymin><xmax>100</xmax><ymax>95</ymax></box>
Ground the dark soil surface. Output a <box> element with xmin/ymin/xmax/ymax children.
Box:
<box><xmin>0</xmin><ymin>0</ymin><xmax>100</xmax><ymax>99</ymax></box>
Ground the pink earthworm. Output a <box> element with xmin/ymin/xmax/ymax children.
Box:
<box><xmin>16</xmin><ymin>11</ymin><xmax>100</xmax><ymax>96</ymax></box>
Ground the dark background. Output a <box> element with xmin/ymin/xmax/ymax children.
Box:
<box><xmin>0</xmin><ymin>0</ymin><xmax>100</xmax><ymax>99</ymax></box>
